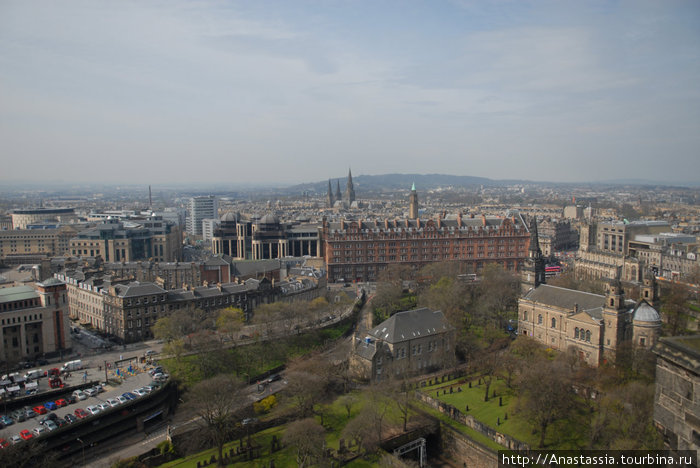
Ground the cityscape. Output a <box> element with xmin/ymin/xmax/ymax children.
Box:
<box><xmin>2</xmin><ymin>1</ymin><xmax>700</xmax><ymax>468</ymax></box>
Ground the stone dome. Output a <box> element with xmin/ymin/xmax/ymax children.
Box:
<box><xmin>221</xmin><ymin>212</ymin><xmax>237</xmax><ymax>222</ymax></box>
<box><xmin>258</xmin><ymin>213</ymin><xmax>280</xmax><ymax>225</ymax></box>
<box><xmin>634</xmin><ymin>301</ymin><xmax>661</xmax><ymax>323</ymax></box>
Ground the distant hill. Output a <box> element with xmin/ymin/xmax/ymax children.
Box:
<box><xmin>289</xmin><ymin>173</ymin><xmax>523</xmax><ymax>194</ymax></box>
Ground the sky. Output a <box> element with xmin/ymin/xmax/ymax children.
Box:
<box><xmin>1</xmin><ymin>0</ymin><xmax>699</xmax><ymax>187</ymax></box>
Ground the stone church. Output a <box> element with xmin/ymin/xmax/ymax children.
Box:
<box><xmin>518</xmin><ymin>217</ymin><xmax>662</xmax><ymax>366</ymax></box>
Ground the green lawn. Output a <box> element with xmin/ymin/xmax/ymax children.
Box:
<box><xmin>422</xmin><ymin>374</ymin><xmax>589</xmax><ymax>449</ymax></box>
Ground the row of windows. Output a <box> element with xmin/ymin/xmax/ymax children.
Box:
<box><xmin>1</xmin><ymin>313</ymin><xmax>43</xmax><ymax>325</ymax></box>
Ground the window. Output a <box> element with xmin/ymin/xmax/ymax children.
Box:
<box><xmin>523</xmin><ymin>311</ymin><xmax>528</xmax><ymax>321</ymax></box>
<box><xmin>551</xmin><ymin>318</ymin><xmax>556</xmax><ymax>329</ymax></box>
<box><xmin>575</xmin><ymin>328</ymin><xmax>579</xmax><ymax>339</ymax></box>
<box><xmin>537</xmin><ymin>314</ymin><xmax>543</xmax><ymax>325</ymax></box>
<box><xmin>585</xmin><ymin>330</ymin><xmax>591</xmax><ymax>342</ymax></box>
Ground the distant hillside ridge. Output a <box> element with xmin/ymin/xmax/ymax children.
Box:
<box><xmin>289</xmin><ymin>173</ymin><xmax>521</xmax><ymax>194</ymax></box>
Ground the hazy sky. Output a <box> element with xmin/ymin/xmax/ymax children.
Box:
<box><xmin>1</xmin><ymin>0</ymin><xmax>699</xmax><ymax>186</ymax></box>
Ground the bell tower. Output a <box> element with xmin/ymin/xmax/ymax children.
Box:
<box><xmin>602</xmin><ymin>269</ymin><xmax>628</xmax><ymax>357</ymax></box>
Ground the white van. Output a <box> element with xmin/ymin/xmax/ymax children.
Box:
<box><xmin>23</xmin><ymin>369</ymin><xmax>44</xmax><ymax>380</ymax></box>
<box><xmin>60</xmin><ymin>360</ymin><xmax>83</xmax><ymax>373</ymax></box>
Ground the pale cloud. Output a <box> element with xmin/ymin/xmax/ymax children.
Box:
<box><xmin>0</xmin><ymin>0</ymin><xmax>698</xmax><ymax>185</ymax></box>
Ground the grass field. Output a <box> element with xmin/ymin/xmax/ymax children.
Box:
<box><xmin>423</xmin><ymin>374</ymin><xmax>589</xmax><ymax>449</ymax></box>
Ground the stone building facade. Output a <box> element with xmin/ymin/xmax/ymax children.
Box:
<box><xmin>518</xmin><ymin>276</ymin><xmax>661</xmax><ymax>366</ymax></box>
<box><xmin>0</xmin><ymin>225</ymin><xmax>78</xmax><ymax>266</ymax></box>
<box><xmin>323</xmin><ymin>214</ymin><xmax>531</xmax><ymax>283</ymax></box>
<box><xmin>0</xmin><ymin>279</ymin><xmax>71</xmax><ymax>363</ymax></box>
<box><xmin>350</xmin><ymin>308</ymin><xmax>456</xmax><ymax>382</ymax></box>
<box><xmin>653</xmin><ymin>335</ymin><xmax>700</xmax><ymax>464</ymax></box>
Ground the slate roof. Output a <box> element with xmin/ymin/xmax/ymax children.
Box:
<box><xmin>523</xmin><ymin>285</ymin><xmax>605</xmax><ymax>312</ymax></box>
<box><xmin>113</xmin><ymin>282</ymin><xmax>167</xmax><ymax>297</ymax></box>
<box><xmin>369</xmin><ymin>308</ymin><xmax>453</xmax><ymax>344</ymax></box>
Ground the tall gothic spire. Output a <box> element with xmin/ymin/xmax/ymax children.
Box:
<box><xmin>345</xmin><ymin>168</ymin><xmax>356</xmax><ymax>206</ymax></box>
<box><xmin>335</xmin><ymin>180</ymin><xmax>342</xmax><ymax>202</ymax></box>
<box><xmin>327</xmin><ymin>179</ymin><xmax>334</xmax><ymax>208</ymax></box>
<box><xmin>528</xmin><ymin>216</ymin><xmax>541</xmax><ymax>256</ymax></box>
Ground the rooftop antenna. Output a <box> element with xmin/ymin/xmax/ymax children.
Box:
<box><xmin>148</xmin><ymin>185</ymin><xmax>152</xmax><ymax>209</ymax></box>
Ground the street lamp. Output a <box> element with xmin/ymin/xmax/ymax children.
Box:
<box><xmin>77</xmin><ymin>438</ymin><xmax>86</xmax><ymax>466</ymax></box>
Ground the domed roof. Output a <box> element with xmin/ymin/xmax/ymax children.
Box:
<box><xmin>221</xmin><ymin>212</ymin><xmax>237</xmax><ymax>222</ymax></box>
<box><xmin>634</xmin><ymin>301</ymin><xmax>661</xmax><ymax>323</ymax></box>
<box><xmin>258</xmin><ymin>213</ymin><xmax>280</xmax><ymax>225</ymax></box>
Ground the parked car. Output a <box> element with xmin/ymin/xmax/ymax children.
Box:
<box><xmin>84</xmin><ymin>388</ymin><xmax>98</xmax><ymax>397</ymax></box>
<box><xmin>93</xmin><ymin>384</ymin><xmax>105</xmax><ymax>394</ymax></box>
<box><xmin>10</xmin><ymin>410</ymin><xmax>26</xmax><ymax>422</ymax></box>
<box><xmin>23</xmin><ymin>407</ymin><xmax>37</xmax><ymax>419</ymax></box>
<box><xmin>106</xmin><ymin>398</ymin><xmax>120</xmax><ymax>407</ymax></box>
<box><xmin>116</xmin><ymin>395</ymin><xmax>128</xmax><ymax>404</ymax></box>
<box><xmin>72</xmin><ymin>390</ymin><xmax>87</xmax><ymax>400</ymax></box>
<box><xmin>148</xmin><ymin>366</ymin><xmax>163</xmax><ymax>376</ymax></box>
<box><xmin>0</xmin><ymin>438</ymin><xmax>9</xmax><ymax>449</ymax></box>
<box><xmin>74</xmin><ymin>408</ymin><xmax>88</xmax><ymax>419</ymax></box>
<box><xmin>133</xmin><ymin>388</ymin><xmax>147</xmax><ymax>397</ymax></box>
<box><xmin>10</xmin><ymin>435</ymin><xmax>22</xmax><ymax>445</ymax></box>
<box><xmin>55</xmin><ymin>398</ymin><xmax>68</xmax><ymax>408</ymax></box>
<box><xmin>122</xmin><ymin>392</ymin><xmax>137</xmax><ymax>400</ymax></box>
<box><xmin>32</xmin><ymin>426</ymin><xmax>46</xmax><ymax>436</ymax></box>
<box><xmin>97</xmin><ymin>403</ymin><xmax>110</xmax><ymax>412</ymax></box>
<box><xmin>44</xmin><ymin>401</ymin><xmax>58</xmax><ymax>411</ymax></box>
<box><xmin>0</xmin><ymin>415</ymin><xmax>13</xmax><ymax>426</ymax></box>
<box><xmin>86</xmin><ymin>405</ymin><xmax>101</xmax><ymax>415</ymax></box>
<box><xmin>63</xmin><ymin>413</ymin><xmax>77</xmax><ymax>424</ymax></box>
<box><xmin>32</xmin><ymin>406</ymin><xmax>47</xmax><ymax>415</ymax></box>
<box><xmin>19</xmin><ymin>430</ymin><xmax>33</xmax><ymax>441</ymax></box>
<box><xmin>44</xmin><ymin>420</ymin><xmax>58</xmax><ymax>431</ymax></box>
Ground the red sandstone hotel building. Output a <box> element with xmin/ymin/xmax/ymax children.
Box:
<box><xmin>322</xmin><ymin>213</ymin><xmax>532</xmax><ymax>283</ymax></box>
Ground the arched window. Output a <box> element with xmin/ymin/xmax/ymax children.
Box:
<box><xmin>537</xmin><ymin>314</ymin><xmax>543</xmax><ymax>325</ymax></box>
<box><xmin>551</xmin><ymin>317</ymin><xmax>556</xmax><ymax>329</ymax></box>
<box><xmin>610</xmin><ymin>298</ymin><xmax>614</xmax><ymax>307</ymax></box>
<box><xmin>585</xmin><ymin>330</ymin><xmax>591</xmax><ymax>342</ymax></box>
<box><xmin>523</xmin><ymin>311</ymin><xmax>528</xmax><ymax>321</ymax></box>
<box><xmin>575</xmin><ymin>328</ymin><xmax>579</xmax><ymax>339</ymax></box>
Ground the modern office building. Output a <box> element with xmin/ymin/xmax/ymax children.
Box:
<box><xmin>186</xmin><ymin>196</ymin><xmax>218</xmax><ymax>237</ymax></box>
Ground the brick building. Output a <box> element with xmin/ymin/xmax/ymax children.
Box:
<box><xmin>323</xmin><ymin>213</ymin><xmax>531</xmax><ymax>283</ymax></box>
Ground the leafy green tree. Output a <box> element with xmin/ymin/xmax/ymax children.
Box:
<box><xmin>215</xmin><ymin>307</ymin><xmax>245</xmax><ymax>343</ymax></box>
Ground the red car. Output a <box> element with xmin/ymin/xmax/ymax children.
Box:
<box><xmin>55</xmin><ymin>398</ymin><xmax>68</xmax><ymax>408</ymax></box>
<box><xmin>74</xmin><ymin>408</ymin><xmax>88</xmax><ymax>419</ymax></box>
<box><xmin>32</xmin><ymin>405</ymin><xmax>47</xmax><ymax>415</ymax></box>
<box><xmin>19</xmin><ymin>430</ymin><xmax>33</xmax><ymax>441</ymax></box>
<box><xmin>0</xmin><ymin>438</ymin><xmax>9</xmax><ymax>449</ymax></box>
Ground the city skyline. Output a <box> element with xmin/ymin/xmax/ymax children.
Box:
<box><xmin>1</xmin><ymin>0</ymin><xmax>699</xmax><ymax>186</ymax></box>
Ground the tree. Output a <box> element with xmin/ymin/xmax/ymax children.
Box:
<box><xmin>216</xmin><ymin>307</ymin><xmax>245</xmax><ymax>343</ymax></box>
<box><xmin>342</xmin><ymin>412</ymin><xmax>375</xmax><ymax>454</ymax></box>
<box><xmin>662</xmin><ymin>281</ymin><xmax>691</xmax><ymax>335</ymax></box>
<box><xmin>338</xmin><ymin>393</ymin><xmax>358</xmax><ymax>419</ymax></box>
<box><xmin>518</xmin><ymin>359</ymin><xmax>573</xmax><ymax>448</ymax></box>
<box><xmin>283</xmin><ymin>418</ymin><xmax>326</xmax><ymax>468</ymax></box>
<box><xmin>388</xmin><ymin>377</ymin><xmax>413</xmax><ymax>432</ymax></box>
<box><xmin>186</xmin><ymin>375</ymin><xmax>247</xmax><ymax>467</ymax></box>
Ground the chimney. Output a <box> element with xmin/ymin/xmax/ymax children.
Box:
<box><xmin>437</xmin><ymin>217</ymin><xmax>441</xmax><ymax>228</ymax></box>
<box><xmin>416</xmin><ymin>218</ymin><xmax>421</xmax><ymax>228</ymax></box>
<box><xmin>458</xmin><ymin>212</ymin><xmax>463</xmax><ymax>227</ymax></box>
<box><xmin>481</xmin><ymin>214</ymin><xmax>487</xmax><ymax>226</ymax></box>
<box><xmin>384</xmin><ymin>219</ymin><xmax>389</xmax><ymax>230</ymax></box>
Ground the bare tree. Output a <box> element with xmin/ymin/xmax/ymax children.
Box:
<box><xmin>338</xmin><ymin>393</ymin><xmax>358</xmax><ymax>419</ymax></box>
<box><xmin>186</xmin><ymin>375</ymin><xmax>247</xmax><ymax>466</ymax></box>
<box><xmin>518</xmin><ymin>359</ymin><xmax>573</xmax><ymax>448</ymax></box>
<box><xmin>216</xmin><ymin>307</ymin><xmax>245</xmax><ymax>343</ymax></box>
<box><xmin>283</xmin><ymin>418</ymin><xmax>326</xmax><ymax>468</ymax></box>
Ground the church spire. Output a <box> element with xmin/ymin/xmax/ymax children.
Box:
<box><xmin>327</xmin><ymin>179</ymin><xmax>334</xmax><ymax>208</ymax></box>
<box><xmin>345</xmin><ymin>168</ymin><xmax>356</xmax><ymax>206</ymax></box>
<box><xmin>528</xmin><ymin>216</ymin><xmax>541</xmax><ymax>257</ymax></box>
